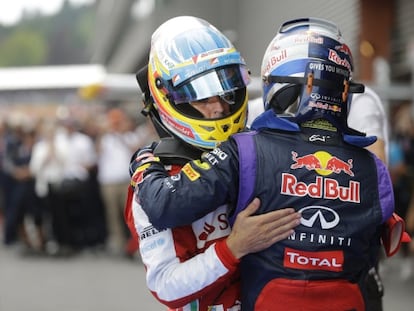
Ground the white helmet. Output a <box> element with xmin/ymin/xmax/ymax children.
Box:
<box><xmin>261</xmin><ymin>18</ymin><xmax>364</xmax><ymax>133</ymax></box>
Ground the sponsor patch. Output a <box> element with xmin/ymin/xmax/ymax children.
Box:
<box><xmin>182</xmin><ymin>163</ymin><xmax>200</xmax><ymax>181</ymax></box>
<box><xmin>140</xmin><ymin>238</ymin><xmax>165</xmax><ymax>254</ymax></box>
<box><xmin>284</xmin><ymin>247</ymin><xmax>344</xmax><ymax>272</ymax></box>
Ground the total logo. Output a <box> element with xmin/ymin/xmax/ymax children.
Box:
<box><xmin>284</xmin><ymin>247</ymin><xmax>344</xmax><ymax>272</ymax></box>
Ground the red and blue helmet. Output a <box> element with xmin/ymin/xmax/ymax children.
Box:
<box><xmin>261</xmin><ymin>17</ymin><xmax>364</xmax><ymax>133</ymax></box>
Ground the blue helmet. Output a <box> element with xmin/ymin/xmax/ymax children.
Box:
<box><xmin>260</xmin><ymin>18</ymin><xmax>364</xmax><ymax>133</ymax></box>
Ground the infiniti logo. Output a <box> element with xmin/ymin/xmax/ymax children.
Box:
<box><xmin>310</xmin><ymin>93</ymin><xmax>321</xmax><ymax>100</ymax></box>
<box><xmin>298</xmin><ymin>206</ymin><xmax>340</xmax><ymax>229</ymax></box>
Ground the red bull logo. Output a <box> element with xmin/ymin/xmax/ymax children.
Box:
<box><xmin>290</xmin><ymin>151</ymin><xmax>354</xmax><ymax>176</ymax></box>
<box><xmin>281</xmin><ymin>174</ymin><xmax>360</xmax><ymax>203</ymax></box>
<box><xmin>264</xmin><ymin>49</ymin><xmax>288</xmax><ymax>74</ymax></box>
<box><xmin>328</xmin><ymin>49</ymin><xmax>352</xmax><ymax>71</ymax></box>
<box><xmin>284</xmin><ymin>151</ymin><xmax>360</xmax><ymax>203</ymax></box>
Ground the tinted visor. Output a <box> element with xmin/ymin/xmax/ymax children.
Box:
<box><xmin>168</xmin><ymin>65</ymin><xmax>250</xmax><ymax>104</ymax></box>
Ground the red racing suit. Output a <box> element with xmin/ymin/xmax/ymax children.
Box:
<box><xmin>136</xmin><ymin>111</ymin><xmax>395</xmax><ymax>311</ymax></box>
<box><xmin>124</xmin><ymin>139</ymin><xmax>241</xmax><ymax>311</ymax></box>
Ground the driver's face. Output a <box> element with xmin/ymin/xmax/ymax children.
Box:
<box><xmin>190</xmin><ymin>96</ymin><xmax>230</xmax><ymax>118</ymax></box>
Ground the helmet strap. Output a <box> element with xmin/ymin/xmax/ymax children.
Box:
<box><xmin>342</xmin><ymin>80</ymin><xmax>349</xmax><ymax>102</ymax></box>
<box><xmin>142</xmin><ymin>103</ymin><xmax>173</xmax><ymax>139</ymax></box>
<box><xmin>306</xmin><ymin>72</ymin><xmax>314</xmax><ymax>94</ymax></box>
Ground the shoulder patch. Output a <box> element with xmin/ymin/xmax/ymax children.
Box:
<box><xmin>182</xmin><ymin>163</ymin><xmax>200</xmax><ymax>181</ymax></box>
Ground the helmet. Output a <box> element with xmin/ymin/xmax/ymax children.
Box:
<box><xmin>260</xmin><ymin>17</ymin><xmax>364</xmax><ymax>133</ymax></box>
<box><xmin>147</xmin><ymin>16</ymin><xmax>250</xmax><ymax>149</ymax></box>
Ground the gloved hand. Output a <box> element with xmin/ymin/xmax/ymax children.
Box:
<box><xmin>129</xmin><ymin>141</ymin><xmax>161</xmax><ymax>189</ymax></box>
<box><xmin>129</xmin><ymin>141</ymin><xmax>159</xmax><ymax>176</ymax></box>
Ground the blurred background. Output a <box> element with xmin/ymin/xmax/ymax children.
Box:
<box><xmin>2</xmin><ymin>0</ymin><xmax>414</xmax><ymax>114</ymax></box>
<box><xmin>1</xmin><ymin>0</ymin><xmax>414</xmax><ymax>122</ymax></box>
<box><xmin>0</xmin><ymin>0</ymin><xmax>414</xmax><ymax>310</ymax></box>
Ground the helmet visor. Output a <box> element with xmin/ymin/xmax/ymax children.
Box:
<box><xmin>168</xmin><ymin>65</ymin><xmax>250</xmax><ymax>104</ymax></box>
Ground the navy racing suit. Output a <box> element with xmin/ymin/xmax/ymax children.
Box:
<box><xmin>137</xmin><ymin>110</ymin><xmax>395</xmax><ymax>310</ymax></box>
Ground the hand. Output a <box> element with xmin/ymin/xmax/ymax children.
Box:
<box><xmin>129</xmin><ymin>141</ymin><xmax>159</xmax><ymax>177</ymax></box>
<box><xmin>226</xmin><ymin>198</ymin><xmax>301</xmax><ymax>259</ymax></box>
<box><xmin>129</xmin><ymin>141</ymin><xmax>160</xmax><ymax>189</ymax></box>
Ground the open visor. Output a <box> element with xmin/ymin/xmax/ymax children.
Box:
<box><xmin>168</xmin><ymin>65</ymin><xmax>250</xmax><ymax>104</ymax></box>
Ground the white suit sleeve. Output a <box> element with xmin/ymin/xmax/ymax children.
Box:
<box><xmin>130</xmin><ymin>197</ymin><xmax>238</xmax><ymax>308</ymax></box>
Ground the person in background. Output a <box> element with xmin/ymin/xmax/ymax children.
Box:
<box><xmin>125</xmin><ymin>16</ymin><xmax>301</xmax><ymax>310</ymax></box>
<box><xmin>97</xmin><ymin>107</ymin><xmax>144</xmax><ymax>257</ymax></box>
<box><xmin>388</xmin><ymin>102</ymin><xmax>414</xmax><ymax>280</ymax></box>
<box><xmin>29</xmin><ymin>118</ymin><xmax>64</xmax><ymax>255</ymax></box>
<box><xmin>348</xmin><ymin>86</ymin><xmax>388</xmax><ymax>164</ymax></box>
<box><xmin>2</xmin><ymin>115</ymin><xmax>22</xmax><ymax>247</ymax></box>
<box><xmin>54</xmin><ymin>116</ymin><xmax>101</xmax><ymax>253</ymax></box>
<box><xmin>131</xmin><ymin>18</ymin><xmax>396</xmax><ymax>310</ymax></box>
<box><xmin>2</xmin><ymin>114</ymin><xmax>43</xmax><ymax>254</ymax></box>
<box><xmin>0</xmin><ymin>118</ymin><xmax>6</xmax><ymax>224</ymax></box>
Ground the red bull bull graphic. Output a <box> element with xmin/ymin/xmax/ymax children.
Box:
<box><xmin>290</xmin><ymin>151</ymin><xmax>354</xmax><ymax>176</ymax></box>
<box><xmin>291</xmin><ymin>151</ymin><xmax>322</xmax><ymax>170</ymax></box>
<box><xmin>326</xmin><ymin>157</ymin><xmax>354</xmax><ymax>176</ymax></box>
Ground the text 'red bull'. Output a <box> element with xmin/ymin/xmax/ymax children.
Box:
<box><xmin>281</xmin><ymin>173</ymin><xmax>360</xmax><ymax>203</ymax></box>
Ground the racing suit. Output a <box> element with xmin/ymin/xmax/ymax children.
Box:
<box><xmin>136</xmin><ymin>110</ymin><xmax>395</xmax><ymax>311</ymax></box>
<box><xmin>124</xmin><ymin>137</ymin><xmax>241</xmax><ymax>311</ymax></box>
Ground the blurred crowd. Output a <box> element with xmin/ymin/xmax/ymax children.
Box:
<box><xmin>0</xmin><ymin>104</ymin><xmax>157</xmax><ymax>259</ymax></box>
<box><xmin>387</xmin><ymin>102</ymin><xmax>414</xmax><ymax>280</ymax></box>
